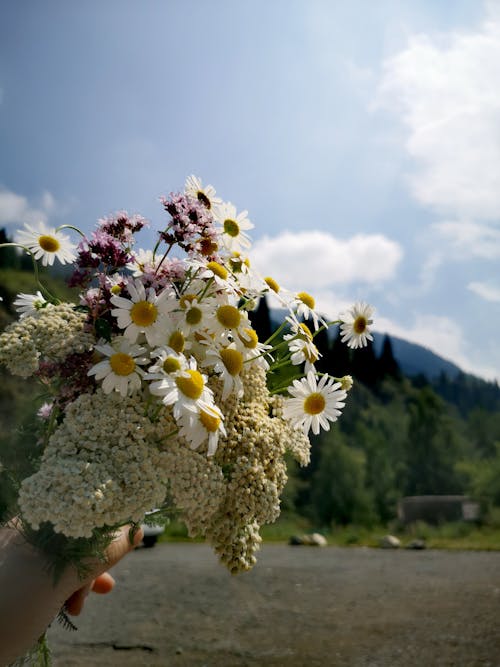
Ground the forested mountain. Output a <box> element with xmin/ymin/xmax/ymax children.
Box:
<box><xmin>251</xmin><ymin>296</ymin><xmax>500</xmax><ymax>528</ymax></box>
<box><xmin>372</xmin><ymin>334</ymin><xmax>462</xmax><ymax>380</ymax></box>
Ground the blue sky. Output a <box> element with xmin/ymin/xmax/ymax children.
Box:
<box><xmin>1</xmin><ymin>0</ymin><xmax>499</xmax><ymax>381</ymax></box>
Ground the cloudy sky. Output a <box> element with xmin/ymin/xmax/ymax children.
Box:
<box><xmin>1</xmin><ymin>1</ymin><xmax>499</xmax><ymax>381</ymax></box>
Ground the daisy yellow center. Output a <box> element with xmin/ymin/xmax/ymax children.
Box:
<box><xmin>207</xmin><ymin>261</ymin><xmax>228</xmax><ymax>280</ymax></box>
<box><xmin>110</xmin><ymin>285</ymin><xmax>122</xmax><ymax>295</ymax></box>
<box><xmin>223</xmin><ymin>218</ymin><xmax>240</xmax><ymax>237</ymax></box>
<box><xmin>299</xmin><ymin>323</ymin><xmax>313</xmax><ymax>340</ymax></box>
<box><xmin>197</xmin><ymin>191</ymin><xmax>211</xmax><ymax>209</ymax></box>
<box><xmin>304</xmin><ymin>345</ymin><xmax>319</xmax><ymax>363</ymax></box>
<box><xmin>163</xmin><ymin>356</ymin><xmax>181</xmax><ymax>374</ymax></box>
<box><xmin>303</xmin><ymin>392</ymin><xmax>326</xmax><ymax>415</ymax></box>
<box><xmin>186</xmin><ymin>306</ymin><xmax>203</xmax><ymax>325</ymax></box>
<box><xmin>220</xmin><ymin>348</ymin><xmax>244</xmax><ymax>375</ymax></box>
<box><xmin>353</xmin><ymin>316</ymin><xmax>367</xmax><ymax>334</ymax></box>
<box><xmin>216</xmin><ymin>305</ymin><xmax>241</xmax><ymax>329</ymax></box>
<box><xmin>264</xmin><ymin>277</ymin><xmax>280</xmax><ymax>293</ymax></box>
<box><xmin>199</xmin><ymin>409</ymin><xmax>221</xmax><ymax>432</ymax></box>
<box><xmin>239</xmin><ymin>327</ymin><xmax>259</xmax><ymax>349</ymax></box>
<box><xmin>297</xmin><ymin>292</ymin><xmax>315</xmax><ymax>309</ymax></box>
<box><xmin>130</xmin><ymin>300</ymin><xmax>158</xmax><ymax>327</ymax></box>
<box><xmin>38</xmin><ymin>235</ymin><xmax>60</xmax><ymax>253</ymax></box>
<box><xmin>176</xmin><ymin>370</ymin><xmax>204</xmax><ymax>399</ymax></box>
<box><xmin>168</xmin><ymin>331</ymin><xmax>185</xmax><ymax>353</ymax></box>
<box><xmin>179</xmin><ymin>294</ymin><xmax>196</xmax><ymax>309</ymax></box>
<box><xmin>109</xmin><ymin>353</ymin><xmax>136</xmax><ymax>376</ymax></box>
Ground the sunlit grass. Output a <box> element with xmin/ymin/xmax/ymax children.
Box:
<box><xmin>160</xmin><ymin>512</ymin><xmax>500</xmax><ymax>550</ymax></box>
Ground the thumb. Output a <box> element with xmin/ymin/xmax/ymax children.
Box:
<box><xmin>100</xmin><ymin>524</ymin><xmax>144</xmax><ymax>571</ymax></box>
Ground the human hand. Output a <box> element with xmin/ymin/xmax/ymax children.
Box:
<box><xmin>0</xmin><ymin>523</ymin><xmax>143</xmax><ymax>666</ymax></box>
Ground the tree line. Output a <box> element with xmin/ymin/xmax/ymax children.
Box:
<box><xmin>250</xmin><ymin>296</ymin><xmax>500</xmax><ymax>528</ymax></box>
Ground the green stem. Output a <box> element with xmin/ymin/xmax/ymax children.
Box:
<box><xmin>263</xmin><ymin>320</ymin><xmax>289</xmax><ymax>346</ymax></box>
<box><xmin>268</xmin><ymin>357</ymin><xmax>294</xmax><ymax>372</ymax></box>
<box><xmin>36</xmin><ymin>632</ymin><xmax>52</xmax><ymax>666</ymax></box>
<box><xmin>55</xmin><ymin>224</ymin><xmax>85</xmax><ymax>237</ymax></box>
<box><xmin>313</xmin><ymin>320</ymin><xmax>340</xmax><ymax>338</ymax></box>
<box><xmin>269</xmin><ymin>373</ymin><xmax>305</xmax><ymax>395</ymax></box>
<box><xmin>154</xmin><ymin>242</ymin><xmax>174</xmax><ymax>274</ymax></box>
<box><xmin>0</xmin><ymin>243</ymin><xmax>59</xmax><ymax>302</ymax></box>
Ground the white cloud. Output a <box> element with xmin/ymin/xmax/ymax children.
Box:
<box><xmin>376</xmin><ymin>312</ymin><xmax>498</xmax><ymax>381</ymax></box>
<box><xmin>432</xmin><ymin>220</ymin><xmax>500</xmax><ymax>259</ymax></box>
<box><xmin>0</xmin><ymin>187</ymin><xmax>59</xmax><ymax>231</ymax></box>
<box><xmin>251</xmin><ymin>230</ymin><xmax>402</xmax><ymax>292</ymax></box>
<box><xmin>468</xmin><ymin>281</ymin><xmax>500</xmax><ymax>302</ymax></box>
<box><xmin>375</xmin><ymin>6</ymin><xmax>500</xmax><ymax>221</ymax></box>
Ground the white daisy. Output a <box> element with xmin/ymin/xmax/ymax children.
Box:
<box><xmin>339</xmin><ymin>302</ymin><xmax>374</xmax><ymax>349</ymax></box>
<box><xmin>175</xmin><ymin>293</ymin><xmax>215</xmax><ymax>334</ymax></box>
<box><xmin>87</xmin><ymin>337</ymin><xmax>148</xmax><ymax>397</ymax></box>
<box><xmin>148</xmin><ymin>357</ymin><xmax>215</xmax><ymax>420</ymax></box>
<box><xmin>16</xmin><ymin>222</ymin><xmax>77</xmax><ymax>266</ymax></box>
<box><xmin>178</xmin><ymin>403</ymin><xmax>226</xmax><ymax>456</ymax></box>
<box><xmin>205</xmin><ymin>302</ymin><xmax>250</xmax><ymax>340</ymax></box>
<box><xmin>234</xmin><ymin>325</ymin><xmax>273</xmax><ymax>370</ymax></box>
<box><xmin>152</xmin><ymin>318</ymin><xmax>191</xmax><ymax>356</ymax></box>
<box><xmin>203</xmin><ymin>342</ymin><xmax>245</xmax><ymax>400</ymax></box>
<box><xmin>284</xmin><ymin>320</ymin><xmax>320</xmax><ymax>372</ymax></box>
<box><xmin>13</xmin><ymin>291</ymin><xmax>47</xmax><ymax>318</ymax></box>
<box><xmin>184</xmin><ymin>174</ymin><xmax>222</xmax><ymax>212</ymax></box>
<box><xmin>146</xmin><ymin>347</ymin><xmax>189</xmax><ymax>381</ymax></box>
<box><xmin>283</xmin><ymin>370</ymin><xmax>347</xmax><ymax>436</ymax></box>
<box><xmin>126</xmin><ymin>248</ymin><xmax>160</xmax><ymax>277</ymax></box>
<box><xmin>215</xmin><ymin>202</ymin><xmax>253</xmax><ymax>252</ymax></box>
<box><xmin>188</xmin><ymin>258</ymin><xmax>237</xmax><ymax>293</ymax></box>
<box><xmin>110</xmin><ymin>279</ymin><xmax>174</xmax><ymax>346</ymax></box>
<box><xmin>289</xmin><ymin>291</ymin><xmax>326</xmax><ymax>331</ymax></box>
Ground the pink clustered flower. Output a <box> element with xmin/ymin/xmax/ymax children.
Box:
<box><xmin>68</xmin><ymin>212</ymin><xmax>148</xmax><ymax>288</ymax></box>
<box><xmin>159</xmin><ymin>193</ymin><xmax>218</xmax><ymax>257</ymax></box>
<box><xmin>98</xmin><ymin>211</ymin><xmax>148</xmax><ymax>242</ymax></box>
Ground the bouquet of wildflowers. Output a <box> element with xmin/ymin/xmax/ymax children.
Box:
<box><xmin>0</xmin><ymin>176</ymin><xmax>374</xmax><ymax>577</ymax></box>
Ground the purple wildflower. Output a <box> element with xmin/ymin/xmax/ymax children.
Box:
<box><xmin>98</xmin><ymin>211</ymin><xmax>147</xmax><ymax>242</ymax></box>
<box><xmin>159</xmin><ymin>192</ymin><xmax>218</xmax><ymax>255</ymax></box>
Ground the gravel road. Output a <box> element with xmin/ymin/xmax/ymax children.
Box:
<box><xmin>47</xmin><ymin>543</ymin><xmax>500</xmax><ymax>666</ymax></box>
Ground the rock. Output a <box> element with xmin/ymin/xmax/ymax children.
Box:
<box><xmin>380</xmin><ymin>535</ymin><xmax>401</xmax><ymax>549</ymax></box>
<box><xmin>309</xmin><ymin>532</ymin><xmax>327</xmax><ymax>547</ymax></box>
<box><xmin>288</xmin><ymin>533</ymin><xmax>327</xmax><ymax>546</ymax></box>
<box><xmin>406</xmin><ymin>539</ymin><xmax>426</xmax><ymax>550</ymax></box>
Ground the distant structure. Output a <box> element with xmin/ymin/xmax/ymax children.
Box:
<box><xmin>398</xmin><ymin>495</ymin><xmax>480</xmax><ymax>525</ymax></box>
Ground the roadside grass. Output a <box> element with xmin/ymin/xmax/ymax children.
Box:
<box><xmin>161</xmin><ymin>512</ymin><xmax>500</xmax><ymax>550</ymax></box>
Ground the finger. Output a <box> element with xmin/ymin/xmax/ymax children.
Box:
<box><xmin>65</xmin><ymin>583</ymin><xmax>91</xmax><ymax>616</ymax></box>
<box><xmin>103</xmin><ymin>524</ymin><xmax>144</xmax><ymax>569</ymax></box>
<box><xmin>91</xmin><ymin>572</ymin><xmax>115</xmax><ymax>594</ymax></box>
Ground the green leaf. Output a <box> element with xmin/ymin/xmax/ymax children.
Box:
<box><xmin>95</xmin><ymin>318</ymin><xmax>112</xmax><ymax>342</ymax></box>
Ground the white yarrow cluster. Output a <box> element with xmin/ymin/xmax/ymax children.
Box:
<box><xmin>0</xmin><ymin>303</ymin><xmax>92</xmax><ymax>376</ymax></box>
<box><xmin>18</xmin><ymin>391</ymin><xmax>173</xmax><ymax>537</ymax></box>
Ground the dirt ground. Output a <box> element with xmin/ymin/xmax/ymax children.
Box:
<box><xmin>47</xmin><ymin>543</ymin><xmax>500</xmax><ymax>667</ymax></box>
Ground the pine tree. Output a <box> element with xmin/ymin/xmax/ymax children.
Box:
<box><xmin>350</xmin><ymin>339</ymin><xmax>378</xmax><ymax>387</ymax></box>
<box><xmin>377</xmin><ymin>335</ymin><xmax>401</xmax><ymax>380</ymax></box>
<box><xmin>248</xmin><ymin>295</ymin><xmax>273</xmax><ymax>342</ymax></box>
<box><xmin>329</xmin><ymin>327</ymin><xmax>351</xmax><ymax>378</ymax></box>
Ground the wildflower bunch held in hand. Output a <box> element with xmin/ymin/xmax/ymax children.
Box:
<box><xmin>0</xmin><ymin>175</ymin><xmax>373</xmax><ymax>575</ymax></box>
